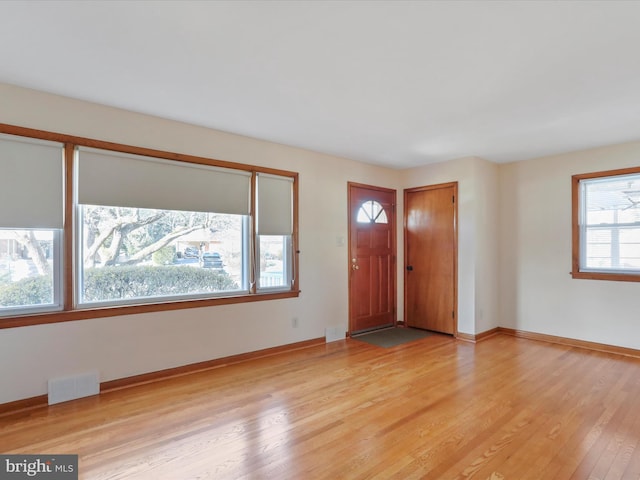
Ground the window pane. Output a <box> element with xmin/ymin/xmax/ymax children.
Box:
<box><xmin>0</xmin><ymin>229</ymin><xmax>60</xmax><ymax>313</ymax></box>
<box><xmin>619</xmin><ymin>207</ymin><xmax>640</xmax><ymax>224</ymax></box>
<box><xmin>375</xmin><ymin>209</ymin><xmax>388</xmax><ymax>224</ymax></box>
<box><xmin>619</xmin><ymin>228</ymin><xmax>640</xmax><ymax>268</ymax></box>
<box><xmin>620</xmin><ymin>228</ymin><xmax>640</xmax><ymax>243</ymax></box>
<box><xmin>586</xmin><ymin>209</ymin><xmax>614</xmax><ymax>225</ymax></box>
<box><xmin>586</xmin><ymin>241</ymin><xmax>611</xmax><ymax>259</ymax></box>
<box><xmin>78</xmin><ymin>205</ymin><xmax>247</xmax><ymax>305</ymax></box>
<box><xmin>258</xmin><ymin>235</ymin><xmax>291</xmax><ymax>290</ymax></box>
<box><xmin>357</xmin><ymin>200</ymin><xmax>388</xmax><ymax>224</ymax></box>
<box><xmin>581</xmin><ymin>172</ymin><xmax>640</xmax><ymax>273</ymax></box>
<box><xmin>584</xmin><ymin>175</ymin><xmax>640</xmax><ymax>215</ymax></box>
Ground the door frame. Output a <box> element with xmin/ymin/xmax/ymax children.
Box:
<box><xmin>347</xmin><ymin>182</ymin><xmax>397</xmax><ymax>335</ymax></box>
<box><xmin>403</xmin><ymin>182</ymin><xmax>458</xmax><ymax>336</ymax></box>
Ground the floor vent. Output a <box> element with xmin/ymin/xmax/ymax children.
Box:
<box><xmin>48</xmin><ymin>371</ymin><xmax>100</xmax><ymax>405</ymax></box>
<box><xmin>325</xmin><ymin>326</ymin><xmax>345</xmax><ymax>343</ymax></box>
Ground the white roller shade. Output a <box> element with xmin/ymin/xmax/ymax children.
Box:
<box><xmin>0</xmin><ymin>133</ymin><xmax>64</xmax><ymax>229</ymax></box>
<box><xmin>257</xmin><ymin>173</ymin><xmax>293</xmax><ymax>235</ymax></box>
<box><xmin>77</xmin><ymin>147</ymin><xmax>251</xmax><ymax>215</ymax></box>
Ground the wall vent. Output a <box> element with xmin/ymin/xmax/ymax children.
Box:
<box><xmin>48</xmin><ymin>371</ymin><xmax>100</xmax><ymax>405</ymax></box>
<box><xmin>325</xmin><ymin>326</ymin><xmax>345</xmax><ymax>343</ymax></box>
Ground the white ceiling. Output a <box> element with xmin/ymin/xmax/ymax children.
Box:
<box><xmin>1</xmin><ymin>0</ymin><xmax>640</xmax><ymax>169</ymax></box>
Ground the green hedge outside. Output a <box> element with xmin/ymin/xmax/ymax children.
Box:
<box><xmin>0</xmin><ymin>265</ymin><xmax>239</xmax><ymax>307</ymax></box>
<box><xmin>0</xmin><ymin>276</ymin><xmax>52</xmax><ymax>307</ymax></box>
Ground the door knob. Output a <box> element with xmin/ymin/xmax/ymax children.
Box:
<box><xmin>406</xmin><ymin>265</ymin><xmax>413</xmax><ymax>271</ymax></box>
<box><xmin>352</xmin><ymin>264</ymin><xmax>360</xmax><ymax>270</ymax></box>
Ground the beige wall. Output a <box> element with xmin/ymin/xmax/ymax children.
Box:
<box><xmin>472</xmin><ymin>157</ymin><xmax>500</xmax><ymax>333</ymax></box>
<box><xmin>499</xmin><ymin>141</ymin><xmax>640</xmax><ymax>349</ymax></box>
<box><xmin>0</xmin><ymin>84</ymin><xmax>402</xmax><ymax>404</ymax></box>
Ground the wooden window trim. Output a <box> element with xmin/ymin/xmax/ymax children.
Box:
<box><xmin>0</xmin><ymin>123</ymin><xmax>300</xmax><ymax>329</ymax></box>
<box><xmin>571</xmin><ymin>165</ymin><xmax>640</xmax><ymax>283</ymax></box>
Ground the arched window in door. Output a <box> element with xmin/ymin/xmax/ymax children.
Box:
<box><xmin>356</xmin><ymin>200</ymin><xmax>388</xmax><ymax>224</ymax></box>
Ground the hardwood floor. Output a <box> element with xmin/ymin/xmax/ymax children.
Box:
<box><xmin>2</xmin><ymin>333</ymin><xmax>640</xmax><ymax>479</ymax></box>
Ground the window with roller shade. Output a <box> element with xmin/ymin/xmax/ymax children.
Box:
<box><xmin>573</xmin><ymin>166</ymin><xmax>640</xmax><ymax>281</ymax></box>
<box><xmin>0</xmin><ymin>124</ymin><xmax>299</xmax><ymax>326</ymax></box>
<box><xmin>256</xmin><ymin>173</ymin><xmax>294</xmax><ymax>291</ymax></box>
<box><xmin>0</xmin><ymin>134</ymin><xmax>64</xmax><ymax>315</ymax></box>
<box><xmin>76</xmin><ymin>147</ymin><xmax>252</xmax><ymax>306</ymax></box>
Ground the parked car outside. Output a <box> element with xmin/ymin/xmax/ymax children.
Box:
<box><xmin>199</xmin><ymin>252</ymin><xmax>223</xmax><ymax>269</ymax></box>
<box><xmin>183</xmin><ymin>246</ymin><xmax>199</xmax><ymax>258</ymax></box>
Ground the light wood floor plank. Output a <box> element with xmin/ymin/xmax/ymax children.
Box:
<box><xmin>2</xmin><ymin>333</ymin><xmax>640</xmax><ymax>479</ymax></box>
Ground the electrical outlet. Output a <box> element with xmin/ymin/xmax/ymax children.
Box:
<box><xmin>292</xmin><ymin>317</ymin><xmax>299</xmax><ymax>328</ymax></box>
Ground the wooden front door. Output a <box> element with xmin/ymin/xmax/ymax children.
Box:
<box><xmin>348</xmin><ymin>183</ymin><xmax>396</xmax><ymax>334</ymax></box>
<box><xmin>404</xmin><ymin>182</ymin><xmax>457</xmax><ymax>335</ymax></box>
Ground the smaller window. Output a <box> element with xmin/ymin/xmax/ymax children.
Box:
<box><xmin>0</xmin><ymin>134</ymin><xmax>65</xmax><ymax>316</ymax></box>
<box><xmin>0</xmin><ymin>229</ymin><xmax>62</xmax><ymax>316</ymax></box>
<box><xmin>357</xmin><ymin>200</ymin><xmax>388</xmax><ymax>224</ymax></box>
<box><xmin>256</xmin><ymin>173</ymin><xmax>294</xmax><ymax>291</ymax></box>
<box><xmin>257</xmin><ymin>235</ymin><xmax>292</xmax><ymax>290</ymax></box>
<box><xmin>573</xmin><ymin>167</ymin><xmax>640</xmax><ymax>281</ymax></box>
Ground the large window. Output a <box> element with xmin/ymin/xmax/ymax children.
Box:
<box><xmin>75</xmin><ymin>147</ymin><xmax>253</xmax><ymax>307</ymax></box>
<box><xmin>78</xmin><ymin>206</ymin><xmax>247</xmax><ymax>306</ymax></box>
<box><xmin>0</xmin><ymin>125</ymin><xmax>299</xmax><ymax>326</ymax></box>
<box><xmin>0</xmin><ymin>134</ymin><xmax>64</xmax><ymax>316</ymax></box>
<box><xmin>572</xmin><ymin>166</ymin><xmax>640</xmax><ymax>282</ymax></box>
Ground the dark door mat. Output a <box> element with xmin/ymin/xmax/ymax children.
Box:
<box><xmin>351</xmin><ymin>327</ymin><xmax>433</xmax><ymax>348</ymax></box>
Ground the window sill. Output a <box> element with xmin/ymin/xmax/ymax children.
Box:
<box><xmin>0</xmin><ymin>290</ymin><xmax>301</xmax><ymax>330</ymax></box>
<box><xmin>571</xmin><ymin>270</ymin><xmax>640</xmax><ymax>283</ymax></box>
